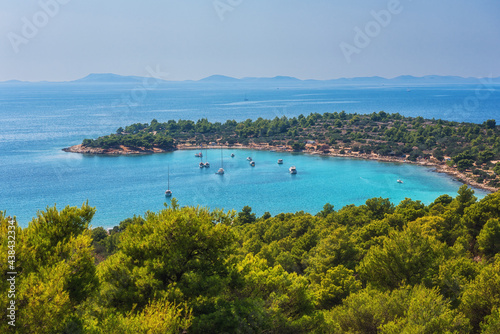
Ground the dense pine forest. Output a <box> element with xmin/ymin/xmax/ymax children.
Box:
<box><xmin>77</xmin><ymin>112</ymin><xmax>500</xmax><ymax>189</ymax></box>
<box><xmin>2</xmin><ymin>186</ymin><xmax>500</xmax><ymax>333</ymax></box>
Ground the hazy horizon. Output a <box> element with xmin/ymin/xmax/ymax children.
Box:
<box><xmin>1</xmin><ymin>0</ymin><xmax>500</xmax><ymax>82</ymax></box>
<box><xmin>3</xmin><ymin>72</ymin><xmax>500</xmax><ymax>84</ymax></box>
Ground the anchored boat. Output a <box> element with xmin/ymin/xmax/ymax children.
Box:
<box><xmin>165</xmin><ymin>166</ymin><xmax>173</xmax><ymax>197</ymax></box>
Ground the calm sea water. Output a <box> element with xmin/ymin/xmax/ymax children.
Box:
<box><xmin>1</xmin><ymin>82</ymin><xmax>498</xmax><ymax>228</ymax></box>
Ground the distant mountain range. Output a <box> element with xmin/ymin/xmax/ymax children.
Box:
<box><xmin>73</xmin><ymin>73</ymin><xmax>148</xmax><ymax>83</ymax></box>
<box><xmin>2</xmin><ymin>73</ymin><xmax>500</xmax><ymax>85</ymax></box>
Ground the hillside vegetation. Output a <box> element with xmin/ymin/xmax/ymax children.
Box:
<box><xmin>2</xmin><ymin>186</ymin><xmax>500</xmax><ymax>333</ymax></box>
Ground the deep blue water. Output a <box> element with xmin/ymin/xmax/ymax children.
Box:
<box><xmin>1</xmin><ymin>82</ymin><xmax>498</xmax><ymax>228</ymax></box>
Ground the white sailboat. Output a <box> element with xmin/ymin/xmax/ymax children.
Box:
<box><xmin>165</xmin><ymin>166</ymin><xmax>172</xmax><ymax>197</ymax></box>
<box><xmin>204</xmin><ymin>148</ymin><xmax>210</xmax><ymax>168</ymax></box>
<box><xmin>195</xmin><ymin>144</ymin><xmax>203</xmax><ymax>158</ymax></box>
<box><xmin>199</xmin><ymin>145</ymin><xmax>205</xmax><ymax>168</ymax></box>
<box><xmin>216</xmin><ymin>146</ymin><xmax>224</xmax><ymax>175</ymax></box>
<box><xmin>289</xmin><ymin>166</ymin><xmax>297</xmax><ymax>174</ymax></box>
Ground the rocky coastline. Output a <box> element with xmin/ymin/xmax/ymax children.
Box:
<box><xmin>63</xmin><ymin>142</ymin><xmax>497</xmax><ymax>193</ymax></box>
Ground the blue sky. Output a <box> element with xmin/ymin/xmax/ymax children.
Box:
<box><xmin>1</xmin><ymin>0</ymin><xmax>499</xmax><ymax>81</ymax></box>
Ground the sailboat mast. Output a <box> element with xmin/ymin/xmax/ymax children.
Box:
<box><xmin>168</xmin><ymin>165</ymin><xmax>170</xmax><ymax>189</ymax></box>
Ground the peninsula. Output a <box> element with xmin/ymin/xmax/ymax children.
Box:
<box><xmin>64</xmin><ymin>112</ymin><xmax>500</xmax><ymax>191</ymax></box>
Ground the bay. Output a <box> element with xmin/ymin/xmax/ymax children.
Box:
<box><xmin>0</xmin><ymin>82</ymin><xmax>497</xmax><ymax>228</ymax></box>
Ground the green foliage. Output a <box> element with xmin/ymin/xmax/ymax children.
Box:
<box><xmin>21</xmin><ymin>203</ymin><xmax>98</xmax><ymax>304</ymax></box>
<box><xmin>460</xmin><ymin>257</ymin><xmax>500</xmax><ymax>332</ymax></box>
<box><xmin>327</xmin><ymin>285</ymin><xmax>470</xmax><ymax>334</ymax></box>
<box><xmin>91</xmin><ymin>226</ymin><xmax>107</xmax><ymax>243</ymax></box>
<box><xmin>478</xmin><ymin>150</ymin><xmax>495</xmax><ymax>164</ymax></box>
<box><xmin>433</xmin><ymin>256</ymin><xmax>480</xmax><ymax>308</ymax></box>
<box><xmin>477</xmin><ymin>219</ymin><xmax>500</xmax><ymax>257</ymax></box>
<box><xmin>379</xmin><ymin>285</ymin><xmax>471</xmax><ymax>333</ymax></box>
<box><xmin>481</xmin><ymin>307</ymin><xmax>500</xmax><ymax>334</ymax></box>
<box><xmin>463</xmin><ymin>191</ymin><xmax>499</xmax><ymax>238</ymax></box>
<box><xmin>494</xmin><ymin>163</ymin><xmax>500</xmax><ymax>176</ymax></box>
<box><xmin>240</xmin><ymin>212</ymin><xmax>321</xmax><ymax>274</ymax></box>
<box><xmin>431</xmin><ymin>194</ymin><xmax>453</xmax><ymax>207</ymax></box>
<box><xmin>325</xmin><ymin>288</ymin><xmax>406</xmax><ymax>333</ymax></box>
<box><xmin>394</xmin><ymin>198</ymin><xmax>427</xmax><ymax>223</ymax></box>
<box><xmin>350</xmin><ymin>219</ymin><xmax>392</xmax><ymax>256</ymax></box>
<box><xmin>98</xmin><ymin>205</ymin><xmax>236</xmax><ymax>311</ymax></box>
<box><xmin>0</xmin><ymin>205</ymin><xmax>98</xmax><ymax>333</ymax></box>
<box><xmin>235</xmin><ymin>205</ymin><xmax>256</xmax><ymax>225</ymax></box>
<box><xmin>358</xmin><ymin>221</ymin><xmax>447</xmax><ymax>289</ymax></box>
<box><xmin>23</xmin><ymin>203</ymin><xmax>95</xmax><ymax>265</ymax></box>
<box><xmin>313</xmin><ymin>265</ymin><xmax>361</xmax><ymax>309</ymax></box>
<box><xmin>82</xmin><ymin>300</ymin><xmax>192</xmax><ymax>334</ymax></box>
<box><xmin>306</xmin><ymin>226</ymin><xmax>358</xmax><ymax>276</ymax></box>
<box><xmin>456</xmin><ymin>184</ymin><xmax>478</xmax><ymax>215</ymax></box>
<box><xmin>318</xmin><ymin>203</ymin><xmax>334</xmax><ymax>218</ymax></box>
<box><xmin>457</xmin><ymin>159</ymin><xmax>475</xmax><ymax>171</ymax></box>
<box><xmin>16</xmin><ymin>262</ymin><xmax>72</xmax><ymax>334</ymax></box>
<box><xmin>289</xmin><ymin>141</ymin><xmax>306</xmax><ymax>151</ymax></box>
<box><xmin>484</xmin><ymin>119</ymin><xmax>496</xmax><ymax>129</ymax></box>
<box><xmin>102</xmin><ymin>215</ymin><xmax>145</xmax><ymax>255</ymax></box>
<box><xmin>232</xmin><ymin>254</ymin><xmax>322</xmax><ymax>333</ymax></box>
<box><xmin>5</xmin><ymin>187</ymin><xmax>500</xmax><ymax>332</ymax></box>
<box><xmin>365</xmin><ymin>197</ymin><xmax>394</xmax><ymax>220</ymax></box>
<box><xmin>433</xmin><ymin>148</ymin><xmax>445</xmax><ymax>161</ymax></box>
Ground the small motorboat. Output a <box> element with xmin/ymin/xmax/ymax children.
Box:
<box><xmin>247</xmin><ymin>157</ymin><xmax>252</xmax><ymax>161</ymax></box>
<box><xmin>195</xmin><ymin>152</ymin><xmax>203</xmax><ymax>157</ymax></box>
<box><xmin>231</xmin><ymin>153</ymin><xmax>235</xmax><ymax>158</ymax></box>
<box><xmin>289</xmin><ymin>166</ymin><xmax>297</xmax><ymax>174</ymax></box>
<box><xmin>397</xmin><ymin>179</ymin><xmax>403</xmax><ymax>183</ymax></box>
<box><xmin>250</xmin><ymin>161</ymin><xmax>255</xmax><ymax>167</ymax></box>
<box><xmin>277</xmin><ymin>159</ymin><xmax>283</xmax><ymax>164</ymax></box>
<box><xmin>216</xmin><ymin>168</ymin><xmax>224</xmax><ymax>175</ymax></box>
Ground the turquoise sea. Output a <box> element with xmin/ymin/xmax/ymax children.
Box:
<box><xmin>1</xmin><ymin>81</ymin><xmax>498</xmax><ymax>228</ymax></box>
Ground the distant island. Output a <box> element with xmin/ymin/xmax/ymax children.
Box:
<box><xmin>3</xmin><ymin>73</ymin><xmax>500</xmax><ymax>85</ymax></box>
<box><xmin>64</xmin><ymin>112</ymin><xmax>500</xmax><ymax>192</ymax></box>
